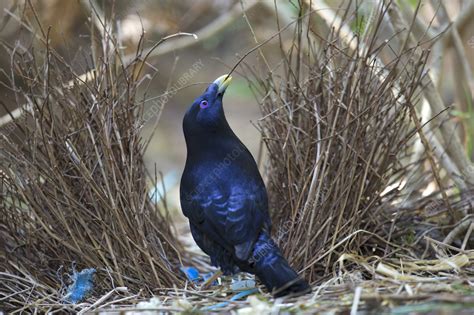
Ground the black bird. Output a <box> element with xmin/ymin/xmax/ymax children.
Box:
<box><xmin>180</xmin><ymin>75</ymin><xmax>310</xmax><ymax>297</ymax></box>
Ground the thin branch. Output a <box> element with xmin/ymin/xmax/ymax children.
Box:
<box><xmin>0</xmin><ymin>0</ymin><xmax>262</xmax><ymax>128</ymax></box>
<box><xmin>388</xmin><ymin>3</ymin><xmax>474</xmax><ymax>188</ymax></box>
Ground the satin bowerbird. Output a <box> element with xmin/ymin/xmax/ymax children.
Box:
<box><xmin>180</xmin><ymin>74</ymin><xmax>310</xmax><ymax>297</ymax></box>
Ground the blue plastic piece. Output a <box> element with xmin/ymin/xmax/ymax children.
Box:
<box><xmin>65</xmin><ymin>268</ymin><xmax>96</xmax><ymax>303</ymax></box>
<box><xmin>202</xmin><ymin>288</ymin><xmax>258</xmax><ymax>310</ymax></box>
<box><xmin>180</xmin><ymin>266</ymin><xmax>200</xmax><ymax>282</ymax></box>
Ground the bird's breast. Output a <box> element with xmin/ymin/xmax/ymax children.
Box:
<box><xmin>180</xmin><ymin>139</ymin><xmax>265</xmax><ymax>204</ymax></box>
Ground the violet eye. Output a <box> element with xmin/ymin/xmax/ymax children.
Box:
<box><xmin>200</xmin><ymin>100</ymin><xmax>209</xmax><ymax>109</ymax></box>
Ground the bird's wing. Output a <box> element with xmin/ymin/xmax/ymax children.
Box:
<box><xmin>183</xmin><ymin>185</ymin><xmax>268</xmax><ymax>261</ymax></box>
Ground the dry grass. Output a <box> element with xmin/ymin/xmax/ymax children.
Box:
<box><xmin>250</xmin><ymin>1</ymin><xmax>424</xmax><ymax>282</ymax></box>
<box><xmin>2</xmin><ymin>251</ymin><xmax>470</xmax><ymax>314</ymax></box>
<box><xmin>1</xmin><ymin>0</ymin><xmax>474</xmax><ymax>313</ymax></box>
<box><xmin>0</xmin><ymin>7</ymin><xmax>188</xmax><ymax>312</ymax></box>
<box><xmin>245</xmin><ymin>0</ymin><xmax>474</xmax><ymax>284</ymax></box>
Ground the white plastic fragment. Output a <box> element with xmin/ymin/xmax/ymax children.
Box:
<box><xmin>231</xmin><ymin>279</ymin><xmax>256</xmax><ymax>291</ymax></box>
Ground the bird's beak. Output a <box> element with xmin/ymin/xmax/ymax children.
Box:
<box><xmin>213</xmin><ymin>74</ymin><xmax>232</xmax><ymax>94</ymax></box>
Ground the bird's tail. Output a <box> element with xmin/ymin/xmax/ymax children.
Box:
<box><xmin>250</xmin><ymin>232</ymin><xmax>311</xmax><ymax>297</ymax></box>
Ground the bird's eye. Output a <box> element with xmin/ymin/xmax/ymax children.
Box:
<box><xmin>200</xmin><ymin>100</ymin><xmax>209</xmax><ymax>109</ymax></box>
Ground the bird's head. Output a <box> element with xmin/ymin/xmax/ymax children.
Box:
<box><xmin>183</xmin><ymin>74</ymin><xmax>232</xmax><ymax>136</ymax></box>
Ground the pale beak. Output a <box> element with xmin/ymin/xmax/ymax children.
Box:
<box><xmin>213</xmin><ymin>74</ymin><xmax>232</xmax><ymax>94</ymax></box>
